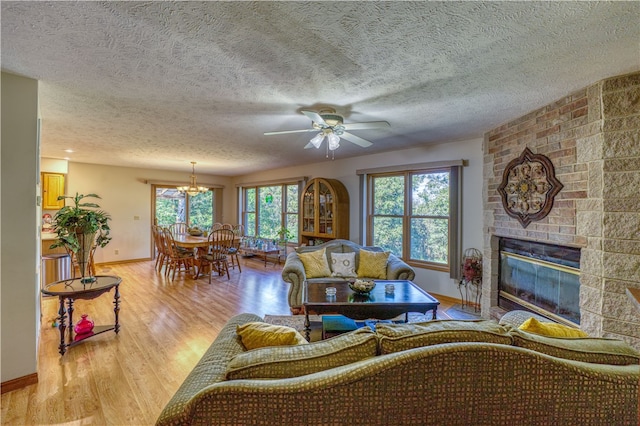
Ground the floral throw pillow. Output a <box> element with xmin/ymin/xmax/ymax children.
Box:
<box><xmin>331</xmin><ymin>252</ymin><xmax>357</xmax><ymax>278</ymax></box>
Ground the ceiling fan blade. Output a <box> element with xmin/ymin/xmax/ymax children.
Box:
<box><xmin>342</xmin><ymin>121</ymin><xmax>390</xmax><ymax>131</ymax></box>
<box><xmin>341</xmin><ymin>132</ymin><xmax>373</xmax><ymax>148</ymax></box>
<box><xmin>264</xmin><ymin>129</ymin><xmax>317</xmax><ymax>136</ymax></box>
<box><xmin>301</xmin><ymin>110</ymin><xmax>328</xmax><ymax>127</ymax></box>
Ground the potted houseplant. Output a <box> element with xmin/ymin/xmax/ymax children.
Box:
<box><xmin>277</xmin><ymin>227</ymin><xmax>294</xmax><ymax>256</ymax></box>
<box><xmin>277</xmin><ymin>227</ymin><xmax>294</xmax><ymax>244</ymax></box>
<box><xmin>50</xmin><ymin>193</ymin><xmax>111</xmax><ymax>283</ymax></box>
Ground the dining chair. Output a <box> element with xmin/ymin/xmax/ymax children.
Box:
<box><xmin>169</xmin><ymin>222</ymin><xmax>188</xmax><ymax>235</ymax></box>
<box><xmin>199</xmin><ymin>229</ymin><xmax>234</xmax><ymax>282</ymax></box>
<box><xmin>152</xmin><ymin>225</ymin><xmax>167</xmax><ymax>272</ymax></box>
<box><xmin>210</xmin><ymin>222</ymin><xmax>223</xmax><ymax>232</ymax></box>
<box><xmin>221</xmin><ymin>223</ymin><xmax>233</xmax><ymax>230</ymax></box>
<box><xmin>162</xmin><ymin>228</ymin><xmax>195</xmax><ymax>280</ymax></box>
<box><xmin>228</xmin><ymin>224</ymin><xmax>245</xmax><ymax>272</ymax></box>
<box><xmin>169</xmin><ymin>222</ymin><xmax>197</xmax><ymax>256</ymax></box>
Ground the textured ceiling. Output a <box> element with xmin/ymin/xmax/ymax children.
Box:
<box><xmin>2</xmin><ymin>1</ymin><xmax>639</xmax><ymax>176</ymax></box>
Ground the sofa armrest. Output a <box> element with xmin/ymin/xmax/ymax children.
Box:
<box><xmin>156</xmin><ymin>313</ymin><xmax>263</xmax><ymax>426</ymax></box>
<box><xmin>386</xmin><ymin>254</ymin><xmax>415</xmax><ymax>281</ymax></box>
<box><xmin>281</xmin><ymin>252</ymin><xmax>307</xmax><ymax>311</ymax></box>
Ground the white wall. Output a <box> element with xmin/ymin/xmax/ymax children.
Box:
<box><xmin>1</xmin><ymin>72</ymin><xmax>40</xmax><ymax>382</ymax></box>
<box><xmin>232</xmin><ymin>138</ymin><xmax>484</xmax><ymax>299</ymax></box>
<box><xmin>41</xmin><ymin>158</ymin><xmax>68</xmax><ymax>174</ymax></box>
<box><xmin>65</xmin><ymin>162</ymin><xmax>234</xmax><ymax>264</ymax></box>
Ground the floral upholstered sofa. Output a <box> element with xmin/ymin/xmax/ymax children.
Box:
<box><xmin>156</xmin><ymin>313</ymin><xmax>639</xmax><ymax>426</ymax></box>
<box><xmin>281</xmin><ymin>239</ymin><xmax>415</xmax><ymax>314</ymax></box>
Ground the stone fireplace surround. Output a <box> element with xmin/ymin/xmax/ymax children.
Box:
<box><xmin>482</xmin><ymin>70</ymin><xmax>640</xmax><ymax>350</ymax></box>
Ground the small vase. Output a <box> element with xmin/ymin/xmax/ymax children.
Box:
<box><xmin>74</xmin><ymin>314</ymin><xmax>94</xmax><ymax>335</ymax></box>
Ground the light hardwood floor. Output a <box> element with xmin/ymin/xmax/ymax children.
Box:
<box><xmin>1</xmin><ymin>258</ymin><xmax>458</xmax><ymax>425</ymax></box>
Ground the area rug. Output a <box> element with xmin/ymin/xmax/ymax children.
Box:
<box><xmin>263</xmin><ymin>314</ymin><xmax>320</xmax><ymax>331</ymax></box>
<box><xmin>445</xmin><ymin>304</ymin><xmax>481</xmax><ymax>320</ymax></box>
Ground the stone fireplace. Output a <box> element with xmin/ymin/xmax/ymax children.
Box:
<box><xmin>483</xmin><ymin>70</ymin><xmax>640</xmax><ymax>350</ymax></box>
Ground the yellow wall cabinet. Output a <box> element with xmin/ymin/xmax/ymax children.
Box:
<box><xmin>42</xmin><ymin>172</ymin><xmax>65</xmax><ymax>210</ymax></box>
<box><xmin>300</xmin><ymin>178</ymin><xmax>349</xmax><ymax>245</ymax></box>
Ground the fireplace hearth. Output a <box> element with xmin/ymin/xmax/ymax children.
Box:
<box><xmin>498</xmin><ymin>238</ymin><xmax>581</xmax><ymax>325</ymax></box>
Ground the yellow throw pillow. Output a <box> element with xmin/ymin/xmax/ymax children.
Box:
<box><xmin>518</xmin><ymin>317</ymin><xmax>588</xmax><ymax>338</ymax></box>
<box><xmin>227</xmin><ymin>328</ymin><xmax>377</xmax><ymax>380</ymax></box>
<box><xmin>298</xmin><ymin>248</ymin><xmax>332</xmax><ymax>278</ymax></box>
<box><xmin>357</xmin><ymin>249</ymin><xmax>390</xmax><ymax>279</ymax></box>
<box><xmin>236</xmin><ymin>322</ymin><xmax>308</xmax><ymax>350</ymax></box>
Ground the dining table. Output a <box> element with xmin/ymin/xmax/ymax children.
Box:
<box><xmin>171</xmin><ymin>233</ymin><xmax>238</xmax><ymax>279</ymax></box>
<box><xmin>172</xmin><ymin>234</ymin><xmax>210</xmax><ymax>278</ymax></box>
<box><xmin>172</xmin><ymin>233</ymin><xmax>210</xmax><ymax>250</ymax></box>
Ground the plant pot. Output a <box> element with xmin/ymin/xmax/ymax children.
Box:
<box><xmin>75</xmin><ymin>229</ymin><xmax>97</xmax><ymax>283</ymax></box>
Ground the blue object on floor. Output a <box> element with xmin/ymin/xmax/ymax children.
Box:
<box><xmin>322</xmin><ymin>315</ymin><xmax>359</xmax><ymax>339</ymax></box>
<box><xmin>364</xmin><ymin>319</ymin><xmax>392</xmax><ymax>331</ymax></box>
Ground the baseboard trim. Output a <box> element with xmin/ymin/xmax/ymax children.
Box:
<box><xmin>1</xmin><ymin>373</ymin><xmax>38</xmax><ymax>394</ymax></box>
<box><xmin>96</xmin><ymin>258</ymin><xmax>151</xmax><ymax>266</ymax></box>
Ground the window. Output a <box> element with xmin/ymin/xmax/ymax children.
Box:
<box><xmin>285</xmin><ymin>184</ymin><xmax>299</xmax><ymax>242</ymax></box>
<box><xmin>244</xmin><ymin>188</ymin><xmax>256</xmax><ymax>237</ymax></box>
<box><xmin>154</xmin><ymin>187</ymin><xmax>214</xmax><ymax>229</ymax></box>
<box><xmin>367</xmin><ymin>165</ymin><xmax>460</xmax><ymax>273</ymax></box>
<box><xmin>242</xmin><ymin>183</ymin><xmax>299</xmax><ymax>241</ymax></box>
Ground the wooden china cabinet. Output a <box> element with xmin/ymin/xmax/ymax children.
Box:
<box><xmin>300</xmin><ymin>178</ymin><xmax>349</xmax><ymax>245</ymax></box>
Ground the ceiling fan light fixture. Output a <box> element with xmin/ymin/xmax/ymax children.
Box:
<box><xmin>327</xmin><ymin>132</ymin><xmax>340</xmax><ymax>151</ymax></box>
<box><xmin>177</xmin><ymin>161</ymin><xmax>209</xmax><ymax>196</ymax></box>
<box><xmin>265</xmin><ymin>108</ymin><xmax>388</xmax><ymax>158</ymax></box>
<box><xmin>309</xmin><ymin>132</ymin><xmax>325</xmax><ymax>148</ymax></box>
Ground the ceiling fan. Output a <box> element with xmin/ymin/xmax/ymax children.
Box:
<box><xmin>264</xmin><ymin>108</ymin><xmax>390</xmax><ymax>158</ymax></box>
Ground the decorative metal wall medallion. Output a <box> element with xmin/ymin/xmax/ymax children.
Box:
<box><xmin>497</xmin><ymin>147</ymin><xmax>563</xmax><ymax>228</ymax></box>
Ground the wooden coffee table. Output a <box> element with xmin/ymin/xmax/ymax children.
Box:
<box><xmin>303</xmin><ymin>280</ymin><xmax>440</xmax><ymax>340</ymax></box>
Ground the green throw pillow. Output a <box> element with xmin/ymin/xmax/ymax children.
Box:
<box><xmin>376</xmin><ymin>320</ymin><xmax>513</xmax><ymax>354</ymax></box>
<box><xmin>509</xmin><ymin>328</ymin><xmax>640</xmax><ymax>365</ymax></box>
<box><xmin>226</xmin><ymin>327</ymin><xmax>377</xmax><ymax>379</ymax></box>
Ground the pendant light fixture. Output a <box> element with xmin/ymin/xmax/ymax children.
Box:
<box><xmin>177</xmin><ymin>161</ymin><xmax>209</xmax><ymax>196</ymax></box>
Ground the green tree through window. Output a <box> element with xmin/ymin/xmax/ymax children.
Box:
<box><xmin>244</xmin><ymin>188</ymin><xmax>256</xmax><ymax>237</ymax></box>
<box><xmin>243</xmin><ymin>183</ymin><xmax>299</xmax><ymax>241</ymax></box>
<box><xmin>154</xmin><ymin>187</ymin><xmax>214</xmax><ymax>229</ymax></box>
<box><xmin>368</xmin><ymin>168</ymin><xmax>455</xmax><ymax>271</ymax></box>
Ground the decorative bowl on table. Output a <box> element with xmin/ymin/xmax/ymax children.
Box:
<box><xmin>349</xmin><ymin>279</ymin><xmax>376</xmax><ymax>294</ymax></box>
<box><xmin>188</xmin><ymin>228</ymin><xmax>204</xmax><ymax>236</ymax></box>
